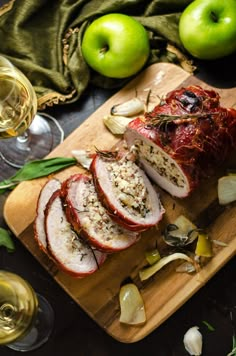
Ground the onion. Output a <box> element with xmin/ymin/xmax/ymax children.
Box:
<box><xmin>162</xmin><ymin>215</ymin><xmax>198</xmax><ymax>247</ymax></box>
<box><xmin>139</xmin><ymin>252</ymin><xmax>193</xmax><ymax>281</ymax></box>
<box><xmin>195</xmin><ymin>233</ymin><xmax>212</xmax><ymax>258</ymax></box>
<box><xmin>218</xmin><ymin>175</ymin><xmax>236</xmax><ymax>205</ymax></box>
<box><xmin>119</xmin><ymin>283</ymin><xmax>146</xmax><ymax>325</ymax></box>
<box><xmin>145</xmin><ymin>248</ymin><xmax>161</xmax><ymax>265</ymax></box>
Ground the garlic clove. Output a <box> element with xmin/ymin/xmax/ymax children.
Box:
<box><xmin>111</xmin><ymin>98</ymin><xmax>144</xmax><ymax>117</ymax></box>
<box><xmin>103</xmin><ymin>115</ymin><xmax>134</xmax><ymax>135</ymax></box>
<box><xmin>183</xmin><ymin>326</ymin><xmax>203</xmax><ymax>355</ymax></box>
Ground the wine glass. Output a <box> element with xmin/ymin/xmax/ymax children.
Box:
<box><xmin>0</xmin><ymin>270</ymin><xmax>54</xmax><ymax>352</ymax></box>
<box><xmin>0</xmin><ymin>55</ymin><xmax>63</xmax><ymax>168</ymax></box>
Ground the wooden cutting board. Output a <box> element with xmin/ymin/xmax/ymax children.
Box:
<box><xmin>4</xmin><ymin>63</ymin><xmax>236</xmax><ymax>343</ymax></box>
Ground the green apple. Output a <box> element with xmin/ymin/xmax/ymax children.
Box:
<box><xmin>81</xmin><ymin>13</ymin><xmax>150</xmax><ymax>78</ymax></box>
<box><xmin>179</xmin><ymin>0</ymin><xmax>236</xmax><ymax>60</ymax></box>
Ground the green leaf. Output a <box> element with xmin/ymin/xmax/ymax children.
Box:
<box><xmin>0</xmin><ymin>227</ymin><xmax>15</xmax><ymax>252</ymax></box>
<box><xmin>227</xmin><ymin>335</ymin><xmax>236</xmax><ymax>356</ymax></box>
<box><xmin>0</xmin><ymin>157</ymin><xmax>77</xmax><ymax>194</ymax></box>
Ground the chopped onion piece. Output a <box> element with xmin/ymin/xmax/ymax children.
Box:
<box><xmin>163</xmin><ymin>215</ymin><xmax>198</xmax><ymax>247</ymax></box>
<box><xmin>176</xmin><ymin>261</ymin><xmax>196</xmax><ymax>273</ymax></box>
<box><xmin>145</xmin><ymin>248</ymin><xmax>161</xmax><ymax>265</ymax></box>
<box><xmin>119</xmin><ymin>283</ymin><xmax>146</xmax><ymax>325</ymax></box>
<box><xmin>195</xmin><ymin>233</ymin><xmax>212</xmax><ymax>257</ymax></box>
<box><xmin>72</xmin><ymin>149</ymin><xmax>94</xmax><ymax>169</ymax></box>
<box><xmin>139</xmin><ymin>252</ymin><xmax>193</xmax><ymax>281</ymax></box>
<box><xmin>212</xmin><ymin>239</ymin><xmax>228</xmax><ymax>247</ymax></box>
<box><xmin>218</xmin><ymin>175</ymin><xmax>236</xmax><ymax>205</ymax></box>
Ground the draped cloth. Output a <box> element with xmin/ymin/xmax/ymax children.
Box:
<box><xmin>0</xmin><ymin>0</ymin><xmax>194</xmax><ymax>109</ymax></box>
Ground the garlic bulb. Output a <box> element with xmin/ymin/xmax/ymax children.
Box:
<box><xmin>183</xmin><ymin>326</ymin><xmax>203</xmax><ymax>355</ymax></box>
<box><xmin>111</xmin><ymin>98</ymin><xmax>144</xmax><ymax>117</ymax></box>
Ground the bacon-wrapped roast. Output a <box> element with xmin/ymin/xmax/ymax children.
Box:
<box><xmin>61</xmin><ymin>174</ymin><xmax>140</xmax><ymax>252</ymax></box>
<box><xmin>90</xmin><ymin>152</ymin><xmax>165</xmax><ymax>231</ymax></box>
<box><xmin>44</xmin><ymin>190</ymin><xmax>107</xmax><ymax>277</ymax></box>
<box><xmin>125</xmin><ymin>85</ymin><xmax>236</xmax><ymax>197</ymax></box>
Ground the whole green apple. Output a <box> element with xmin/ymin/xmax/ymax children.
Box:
<box><xmin>179</xmin><ymin>0</ymin><xmax>236</xmax><ymax>60</ymax></box>
<box><xmin>81</xmin><ymin>13</ymin><xmax>150</xmax><ymax>78</ymax></box>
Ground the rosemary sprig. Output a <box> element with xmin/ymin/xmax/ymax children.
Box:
<box><xmin>95</xmin><ymin>147</ymin><xmax>118</xmax><ymax>159</ymax></box>
<box><xmin>147</xmin><ymin>112</ymin><xmax>218</xmax><ymax>131</ymax></box>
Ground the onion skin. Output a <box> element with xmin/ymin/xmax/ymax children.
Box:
<box><xmin>125</xmin><ymin>85</ymin><xmax>236</xmax><ymax>197</ymax></box>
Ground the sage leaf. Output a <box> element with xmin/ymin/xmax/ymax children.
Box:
<box><xmin>0</xmin><ymin>227</ymin><xmax>15</xmax><ymax>252</ymax></box>
<box><xmin>0</xmin><ymin>157</ymin><xmax>77</xmax><ymax>194</ymax></box>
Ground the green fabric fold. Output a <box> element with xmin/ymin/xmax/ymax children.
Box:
<box><xmin>0</xmin><ymin>0</ymin><xmax>193</xmax><ymax>109</ymax></box>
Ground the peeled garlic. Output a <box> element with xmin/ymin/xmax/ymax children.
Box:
<box><xmin>103</xmin><ymin>115</ymin><xmax>134</xmax><ymax>135</ymax></box>
<box><xmin>183</xmin><ymin>326</ymin><xmax>203</xmax><ymax>355</ymax></box>
<box><xmin>119</xmin><ymin>283</ymin><xmax>146</xmax><ymax>325</ymax></box>
<box><xmin>111</xmin><ymin>98</ymin><xmax>144</xmax><ymax>117</ymax></box>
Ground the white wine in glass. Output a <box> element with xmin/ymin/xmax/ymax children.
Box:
<box><xmin>0</xmin><ymin>270</ymin><xmax>54</xmax><ymax>352</ymax></box>
<box><xmin>0</xmin><ymin>55</ymin><xmax>62</xmax><ymax>168</ymax></box>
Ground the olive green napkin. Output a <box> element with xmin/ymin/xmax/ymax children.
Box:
<box><xmin>0</xmin><ymin>0</ymin><xmax>193</xmax><ymax>109</ymax></box>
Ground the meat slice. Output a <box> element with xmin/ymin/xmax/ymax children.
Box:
<box><xmin>90</xmin><ymin>153</ymin><xmax>165</xmax><ymax>231</ymax></box>
<box><xmin>61</xmin><ymin>174</ymin><xmax>140</xmax><ymax>252</ymax></box>
<box><xmin>34</xmin><ymin>178</ymin><xmax>61</xmax><ymax>252</ymax></box>
<box><xmin>125</xmin><ymin>85</ymin><xmax>236</xmax><ymax>198</ymax></box>
<box><xmin>45</xmin><ymin>190</ymin><xmax>106</xmax><ymax>277</ymax></box>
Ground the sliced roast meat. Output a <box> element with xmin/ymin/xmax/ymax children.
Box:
<box><xmin>61</xmin><ymin>174</ymin><xmax>140</xmax><ymax>252</ymax></box>
<box><xmin>45</xmin><ymin>190</ymin><xmax>106</xmax><ymax>277</ymax></box>
<box><xmin>125</xmin><ymin>85</ymin><xmax>236</xmax><ymax>198</ymax></box>
<box><xmin>90</xmin><ymin>153</ymin><xmax>165</xmax><ymax>231</ymax></box>
<box><xmin>34</xmin><ymin>178</ymin><xmax>61</xmax><ymax>252</ymax></box>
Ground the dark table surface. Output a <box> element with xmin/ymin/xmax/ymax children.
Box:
<box><xmin>0</xmin><ymin>38</ymin><xmax>236</xmax><ymax>356</ymax></box>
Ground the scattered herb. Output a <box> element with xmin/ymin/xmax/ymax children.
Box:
<box><xmin>0</xmin><ymin>157</ymin><xmax>77</xmax><ymax>194</ymax></box>
<box><xmin>202</xmin><ymin>320</ymin><xmax>215</xmax><ymax>331</ymax></box>
<box><xmin>228</xmin><ymin>310</ymin><xmax>236</xmax><ymax>356</ymax></box>
<box><xmin>227</xmin><ymin>335</ymin><xmax>236</xmax><ymax>356</ymax></box>
<box><xmin>0</xmin><ymin>227</ymin><xmax>15</xmax><ymax>252</ymax></box>
<box><xmin>95</xmin><ymin>147</ymin><xmax>118</xmax><ymax>159</ymax></box>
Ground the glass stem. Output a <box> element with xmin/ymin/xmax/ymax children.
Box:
<box><xmin>16</xmin><ymin>130</ymin><xmax>31</xmax><ymax>152</ymax></box>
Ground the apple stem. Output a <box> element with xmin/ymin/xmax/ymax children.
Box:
<box><xmin>210</xmin><ymin>11</ymin><xmax>218</xmax><ymax>23</ymax></box>
<box><xmin>100</xmin><ymin>45</ymin><xmax>108</xmax><ymax>54</ymax></box>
